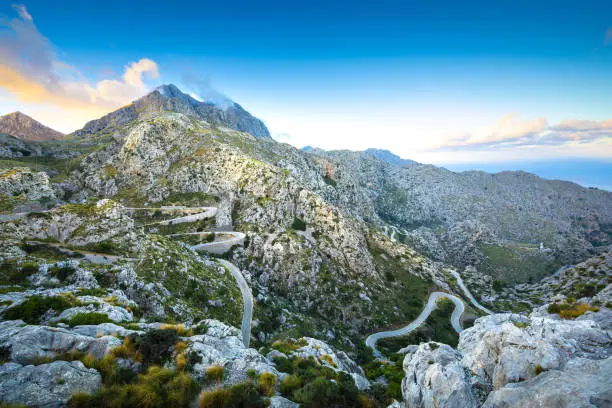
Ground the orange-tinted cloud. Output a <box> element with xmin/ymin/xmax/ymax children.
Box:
<box><xmin>0</xmin><ymin>4</ymin><xmax>159</xmax><ymax>131</ymax></box>
<box><xmin>436</xmin><ymin>114</ymin><xmax>612</xmax><ymax>151</ymax></box>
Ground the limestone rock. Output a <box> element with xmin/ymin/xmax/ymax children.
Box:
<box><xmin>0</xmin><ymin>320</ymin><xmax>121</xmax><ymax>364</ymax></box>
<box><xmin>483</xmin><ymin>357</ymin><xmax>612</xmax><ymax>407</ymax></box>
<box><xmin>458</xmin><ymin>313</ymin><xmax>612</xmax><ymax>390</ymax></box>
<box><xmin>401</xmin><ymin>342</ymin><xmax>478</xmax><ymax>408</ymax></box>
<box><xmin>289</xmin><ymin>337</ymin><xmax>370</xmax><ymax>390</ymax></box>
<box><xmin>0</xmin><ymin>167</ymin><xmax>56</xmax><ymax>202</ymax></box>
<box><xmin>0</xmin><ymin>360</ymin><xmax>101</xmax><ymax>407</ymax></box>
<box><xmin>268</xmin><ymin>395</ymin><xmax>300</xmax><ymax>408</ymax></box>
<box><xmin>186</xmin><ymin>319</ymin><xmax>280</xmax><ymax>385</ymax></box>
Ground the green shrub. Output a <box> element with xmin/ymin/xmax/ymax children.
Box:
<box><xmin>280</xmin><ymin>374</ymin><xmax>302</xmax><ymax>396</ymax></box>
<box><xmin>131</xmin><ymin>329</ymin><xmax>179</xmax><ymax>366</ymax></box>
<box><xmin>81</xmin><ymin>241</ymin><xmax>121</xmax><ymax>255</ymax></box>
<box><xmin>193</xmin><ymin>321</ymin><xmax>208</xmax><ymax>335</ymax></box>
<box><xmin>512</xmin><ymin>321</ymin><xmax>529</xmax><ymax>329</ymax></box>
<box><xmin>0</xmin><ymin>286</ymin><xmax>22</xmax><ymax>294</ymax></box>
<box><xmin>198</xmin><ymin>388</ymin><xmax>230</xmax><ymax>408</ymax></box>
<box><xmin>78</xmin><ymin>288</ymin><xmax>107</xmax><ymax>297</ymax></box>
<box><xmin>271</xmin><ymin>338</ymin><xmax>307</xmax><ymax>355</ymax></box>
<box><xmin>547</xmin><ymin>303</ymin><xmax>561</xmax><ymax>314</ymax></box>
<box><xmin>48</xmin><ymin>265</ymin><xmax>76</xmax><ymax>281</ymax></box>
<box><xmin>0</xmin><ymin>261</ymin><xmax>36</xmax><ymax>285</ymax></box>
<box><xmin>20</xmin><ymin>262</ymin><xmax>39</xmax><ymax>275</ymax></box>
<box><xmin>206</xmin><ymin>365</ymin><xmax>224</xmax><ymax>383</ymax></box>
<box><xmin>291</xmin><ymin>218</ymin><xmax>307</xmax><ymax>231</ymax></box>
<box><xmin>63</xmin><ymin>312</ymin><xmax>113</xmax><ymax>327</ymax></box>
<box><xmin>274</xmin><ymin>356</ymin><xmax>366</xmax><ymax>407</ymax></box>
<box><xmin>198</xmin><ymin>383</ymin><xmax>266</xmax><ymax>408</ymax></box>
<box><xmin>492</xmin><ymin>280</ymin><xmax>503</xmax><ymax>292</ymax></box>
<box><xmin>69</xmin><ymin>366</ymin><xmax>199</xmax><ymax>408</ymax></box>
<box><xmin>323</xmin><ymin>175</ymin><xmax>337</xmax><ymax>187</ymax></box>
<box><xmin>534</xmin><ymin>364</ymin><xmax>546</xmax><ymax>375</ymax></box>
<box><xmin>3</xmin><ymin>294</ymin><xmax>79</xmax><ymax>324</ymax></box>
<box><xmin>547</xmin><ymin>302</ymin><xmax>598</xmax><ymax>319</ymax></box>
<box><xmin>293</xmin><ymin>375</ymin><xmax>360</xmax><ymax>408</ymax></box>
<box><xmin>0</xmin><ymin>345</ymin><xmax>11</xmax><ymax>364</ymax></box>
<box><xmin>257</xmin><ymin>372</ymin><xmax>277</xmax><ymax>396</ymax></box>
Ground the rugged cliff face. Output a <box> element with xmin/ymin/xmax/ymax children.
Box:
<box><xmin>304</xmin><ymin>148</ymin><xmax>612</xmax><ymax>284</ymax></box>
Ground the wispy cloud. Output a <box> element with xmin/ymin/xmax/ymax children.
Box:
<box><xmin>0</xmin><ymin>4</ymin><xmax>160</xmax><ymax>130</ymax></box>
<box><xmin>434</xmin><ymin>114</ymin><xmax>612</xmax><ymax>151</ymax></box>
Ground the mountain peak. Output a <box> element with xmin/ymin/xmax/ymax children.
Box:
<box><xmin>0</xmin><ymin>111</ymin><xmax>64</xmax><ymax>141</ymax></box>
<box><xmin>75</xmin><ymin>84</ymin><xmax>270</xmax><ymax>139</ymax></box>
<box><xmin>154</xmin><ymin>84</ymin><xmax>194</xmax><ymax>102</ymax></box>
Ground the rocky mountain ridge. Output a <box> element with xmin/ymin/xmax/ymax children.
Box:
<box><xmin>0</xmin><ymin>111</ymin><xmax>64</xmax><ymax>141</ymax></box>
<box><xmin>74</xmin><ymin>84</ymin><xmax>271</xmax><ymax>139</ymax></box>
<box><xmin>0</xmin><ymin>84</ymin><xmax>610</xmax><ymax>407</ymax></box>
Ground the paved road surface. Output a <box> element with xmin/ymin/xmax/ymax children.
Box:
<box><xmin>217</xmin><ymin>259</ymin><xmax>253</xmax><ymax>348</ymax></box>
<box><xmin>365</xmin><ymin>291</ymin><xmax>465</xmax><ymax>359</ymax></box>
<box><xmin>450</xmin><ymin>270</ymin><xmax>493</xmax><ymax>315</ymax></box>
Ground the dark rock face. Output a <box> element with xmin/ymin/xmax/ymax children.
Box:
<box><xmin>0</xmin><ymin>111</ymin><xmax>64</xmax><ymax>141</ymax></box>
<box><xmin>74</xmin><ymin>84</ymin><xmax>271</xmax><ymax>139</ymax></box>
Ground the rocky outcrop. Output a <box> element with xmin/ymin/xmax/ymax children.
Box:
<box><xmin>288</xmin><ymin>337</ymin><xmax>370</xmax><ymax>390</ymax></box>
<box><xmin>0</xmin><ymin>167</ymin><xmax>56</xmax><ymax>202</ymax></box>
<box><xmin>0</xmin><ymin>360</ymin><xmax>101</xmax><ymax>407</ymax></box>
<box><xmin>482</xmin><ymin>357</ymin><xmax>612</xmax><ymax>407</ymax></box>
<box><xmin>11</xmin><ymin>199</ymin><xmax>136</xmax><ymax>247</ymax></box>
<box><xmin>493</xmin><ymin>251</ymin><xmax>612</xmax><ymax>310</ymax></box>
<box><xmin>459</xmin><ymin>313</ymin><xmax>611</xmax><ymax>390</ymax></box>
<box><xmin>398</xmin><ymin>309</ymin><xmax>612</xmax><ymax>407</ymax></box>
<box><xmin>306</xmin><ymin>148</ymin><xmax>612</xmax><ymax>284</ymax></box>
<box><xmin>401</xmin><ymin>342</ymin><xmax>478</xmax><ymax>408</ymax></box>
<box><xmin>186</xmin><ymin>320</ymin><xmax>280</xmax><ymax>385</ymax></box>
<box><xmin>0</xmin><ymin>320</ymin><xmax>121</xmax><ymax>364</ymax></box>
<box><xmin>56</xmin><ymin>302</ymin><xmax>133</xmax><ymax>323</ymax></box>
<box><xmin>268</xmin><ymin>396</ymin><xmax>300</xmax><ymax>407</ymax></box>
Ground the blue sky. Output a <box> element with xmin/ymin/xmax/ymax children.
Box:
<box><xmin>0</xmin><ymin>0</ymin><xmax>611</xmax><ymax>188</ymax></box>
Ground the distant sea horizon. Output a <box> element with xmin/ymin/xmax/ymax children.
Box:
<box><xmin>442</xmin><ymin>159</ymin><xmax>612</xmax><ymax>192</ymax></box>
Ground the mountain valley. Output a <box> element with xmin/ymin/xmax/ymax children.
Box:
<box><xmin>0</xmin><ymin>85</ymin><xmax>610</xmax><ymax>407</ymax></box>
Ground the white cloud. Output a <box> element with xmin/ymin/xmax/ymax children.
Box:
<box><xmin>12</xmin><ymin>4</ymin><xmax>31</xmax><ymax>21</ymax></box>
<box><xmin>0</xmin><ymin>5</ymin><xmax>160</xmax><ymax>131</ymax></box>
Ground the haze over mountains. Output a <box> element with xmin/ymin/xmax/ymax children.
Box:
<box><xmin>0</xmin><ymin>83</ymin><xmax>611</xmax><ymax>407</ymax></box>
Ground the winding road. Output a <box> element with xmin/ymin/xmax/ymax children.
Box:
<box><xmin>14</xmin><ymin>205</ymin><xmax>254</xmax><ymax>348</ymax></box>
<box><xmin>365</xmin><ymin>292</ymin><xmax>465</xmax><ymax>359</ymax></box>
<box><xmin>365</xmin><ymin>262</ymin><xmax>492</xmax><ymax>358</ymax></box>
<box><xmin>449</xmin><ymin>269</ymin><xmax>493</xmax><ymax>315</ymax></box>
<box><xmin>217</xmin><ymin>259</ymin><xmax>253</xmax><ymax>348</ymax></box>
<box><xmin>136</xmin><ymin>206</ymin><xmax>252</xmax><ymax>347</ymax></box>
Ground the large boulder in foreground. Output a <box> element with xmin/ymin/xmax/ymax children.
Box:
<box><xmin>0</xmin><ymin>360</ymin><xmax>101</xmax><ymax>407</ymax></box>
<box><xmin>459</xmin><ymin>312</ymin><xmax>611</xmax><ymax>390</ymax></box>
<box><xmin>483</xmin><ymin>357</ymin><xmax>612</xmax><ymax>407</ymax></box>
<box><xmin>0</xmin><ymin>320</ymin><xmax>121</xmax><ymax>364</ymax></box>
<box><xmin>401</xmin><ymin>342</ymin><xmax>478</xmax><ymax>408</ymax></box>
<box><xmin>397</xmin><ymin>308</ymin><xmax>612</xmax><ymax>407</ymax></box>
<box><xmin>186</xmin><ymin>319</ymin><xmax>281</xmax><ymax>385</ymax></box>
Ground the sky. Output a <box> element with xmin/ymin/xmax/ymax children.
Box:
<box><xmin>0</xmin><ymin>0</ymin><xmax>611</xmax><ymax>187</ymax></box>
